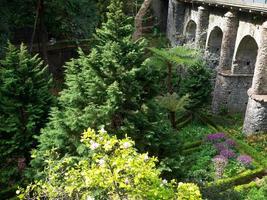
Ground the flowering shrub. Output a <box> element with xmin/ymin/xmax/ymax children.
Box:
<box><xmin>214</xmin><ymin>142</ymin><xmax>227</xmax><ymax>152</ymax></box>
<box><xmin>206</xmin><ymin>133</ymin><xmax>226</xmax><ymax>142</ymax></box>
<box><xmin>225</xmin><ymin>139</ymin><xmax>236</xmax><ymax>147</ymax></box>
<box><xmin>212</xmin><ymin>155</ymin><xmax>228</xmax><ymax>179</ymax></box>
<box><xmin>177</xmin><ymin>183</ymin><xmax>202</xmax><ymax>200</ymax></box>
<box><xmin>237</xmin><ymin>155</ymin><xmax>253</xmax><ymax>166</ymax></box>
<box><xmin>206</xmin><ymin>133</ymin><xmax>254</xmax><ymax>180</ymax></box>
<box><xmin>220</xmin><ymin>149</ymin><xmax>236</xmax><ymax>159</ymax></box>
<box><xmin>19</xmin><ymin>128</ymin><xmax>203</xmax><ymax>199</ymax></box>
<box><xmin>19</xmin><ymin>128</ymin><xmax>178</xmax><ymax>199</ymax></box>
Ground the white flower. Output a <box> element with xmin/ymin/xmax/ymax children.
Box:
<box><xmin>123</xmin><ymin>142</ymin><xmax>131</xmax><ymax>149</ymax></box>
<box><xmin>16</xmin><ymin>190</ymin><xmax>20</xmax><ymax>194</ymax></box>
<box><xmin>178</xmin><ymin>182</ymin><xmax>184</xmax><ymax>187</ymax></box>
<box><xmin>144</xmin><ymin>154</ymin><xmax>149</xmax><ymax>161</ymax></box>
<box><xmin>87</xmin><ymin>196</ymin><xmax>94</xmax><ymax>200</ymax></box>
<box><xmin>99</xmin><ymin>127</ymin><xmax>107</xmax><ymax>134</ymax></box>
<box><xmin>98</xmin><ymin>159</ymin><xmax>105</xmax><ymax>166</ymax></box>
<box><xmin>125</xmin><ymin>178</ymin><xmax>130</xmax><ymax>185</ymax></box>
<box><xmin>90</xmin><ymin>140</ymin><xmax>100</xmax><ymax>150</ymax></box>
<box><xmin>162</xmin><ymin>179</ymin><xmax>168</xmax><ymax>185</ymax></box>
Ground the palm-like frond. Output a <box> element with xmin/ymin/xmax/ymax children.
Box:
<box><xmin>157</xmin><ymin>93</ymin><xmax>190</xmax><ymax>112</ymax></box>
<box><xmin>148</xmin><ymin>46</ymin><xmax>200</xmax><ymax>67</ymax></box>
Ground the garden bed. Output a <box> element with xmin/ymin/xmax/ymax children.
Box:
<box><xmin>180</xmin><ymin>131</ymin><xmax>267</xmax><ymax>188</ymax></box>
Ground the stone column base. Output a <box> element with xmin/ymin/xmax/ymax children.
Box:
<box><xmin>243</xmin><ymin>90</ymin><xmax>267</xmax><ymax>135</ymax></box>
<box><xmin>212</xmin><ymin>71</ymin><xmax>253</xmax><ymax>114</ymax></box>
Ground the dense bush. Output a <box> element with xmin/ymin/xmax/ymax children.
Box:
<box><xmin>30</xmin><ymin>0</ymin><xmax>169</xmax><ymax>174</ymax></box>
<box><xmin>20</xmin><ymin>129</ymin><xmax>181</xmax><ymax>199</ymax></box>
<box><xmin>245</xmin><ymin>177</ymin><xmax>267</xmax><ymax>200</ymax></box>
<box><xmin>177</xmin><ymin>183</ymin><xmax>202</xmax><ymax>200</ymax></box>
<box><xmin>0</xmin><ymin>43</ymin><xmax>53</xmax><ymax>188</ymax></box>
<box><xmin>179</xmin><ymin>62</ymin><xmax>212</xmax><ymax>110</ymax></box>
<box><xmin>19</xmin><ymin>128</ymin><xmax>205</xmax><ymax>200</ymax></box>
<box><xmin>1</xmin><ymin>0</ymin><xmax>98</xmax><ymax>41</ymax></box>
<box><xmin>147</xmin><ymin>47</ymin><xmax>212</xmax><ymax>127</ymax></box>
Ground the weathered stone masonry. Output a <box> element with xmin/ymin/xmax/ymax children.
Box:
<box><xmin>243</xmin><ymin>22</ymin><xmax>267</xmax><ymax>134</ymax></box>
<box><xmin>166</xmin><ymin>0</ymin><xmax>267</xmax><ymax>134</ymax></box>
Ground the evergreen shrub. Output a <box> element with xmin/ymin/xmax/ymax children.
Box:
<box><xmin>0</xmin><ymin>43</ymin><xmax>53</xmax><ymax>188</ymax></box>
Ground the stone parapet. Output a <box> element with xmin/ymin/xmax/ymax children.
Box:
<box><xmin>212</xmin><ymin>71</ymin><xmax>253</xmax><ymax>114</ymax></box>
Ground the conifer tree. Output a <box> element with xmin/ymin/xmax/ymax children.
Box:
<box><xmin>0</xmin><ymin>43</ymin><xmax>53</xmax><ymax>187</ymax></box>
<box><xmin>31</xmin><ymin>0</ymin><xmax>163</xmax><ymax>172</ymax></box>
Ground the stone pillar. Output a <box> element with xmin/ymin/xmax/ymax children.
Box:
<box><xmin>152</xmin><ymin>0</ymin><xmax>168</xmax><ymax>32</ymax></box>
<box><xmin>219</xmin><ymin>11</ymin><xmax>239</xmax><ymax>71</ymax></box>
<box><xmin>212</xmin><ymin>11</ymin><xmax>241</xmax><ymax>114</ymax></box>
<box><xmin>243</xmin><ymin>21</ymin><xmax>267</xmax><ymax>134</ymax></box>
<box><xmin>195</xmin><ymin>6</ymin><xmax>209</xmax><ymax>48</ymax></box>
<box><xmin>166</xmin><ymin>0</ymin><xmax>185</xmax><ymax>46</ymax></box>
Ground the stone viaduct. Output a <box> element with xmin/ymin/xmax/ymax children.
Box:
<box><xmin>162</xmin><ymin>0</ymin><xmax>267</xmax><ymax>134</ymax></box>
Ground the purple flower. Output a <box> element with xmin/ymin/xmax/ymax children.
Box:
<box><xmin>220</xmin><ymin>149</ymin><xmax>236</xmax><ymax>159</ymax></box>
<box><xmin>226</xmin><ymin>139</ymin><xmax>236</xmax><ymax>147</ymax></box>
<box><xmin>237</xmin><ymin>155</ymin><xmax>253</xmax><ymax>166</ymax></box>
<box><xmin>214</xmin><ymin>142</ymin><xmax>227</xmax><ymax>152</ymax></box>
<box><xmin>206</xmin><ymin>133</ymin><xmax>226</xmax><ymax>142</ymax></box>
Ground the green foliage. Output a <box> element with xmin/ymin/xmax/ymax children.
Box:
<box><xmin>157</xmin><ymin>93</ymin><xmax>190</xmax><ymax>113</ymax></box>
<box><xmin>179</xmin><ymin>63</ymin><xmax>212</xmax><ymax>109</ymax></box>
<box><xmin>177</xmin><ymin>183</ymin><xmax>202</xmax><ymax>200</ymax></box>
<box><xmin>147</xmin><ymin>46</ymin><xmax>212</xmax><ymax>127</ymax></box>
<box><xmin>177</xmin><ymin>122</ymin><xmax>214</xmax><ymax>144</ymax></box>
<box><xmin>44</xmin><ymin>0</ymin><xmax>98</xmax><ymax>39</ymax></box>
<box><xmin>149</xmin><ymin>46</ymin><xmax>200</xmax><ymax>67</ymax></box>
<box><xmin>0</xmin><ymin>0</ymin><xmax>9</xmax><ymax>57</ymax></box>
<box><xmin>20</xmin><ymin>128</ymin><xmax>177</xmax><ymax>199</ymax></box>
<box><xmin>2</xmin><ymin>0</ymin><xmax>98</xmax><ymax>41</ymax></box>
<box><xmin>205</xmin><ymin>168</ymin><xmax>264</xmax><ymax>194</ymax></box>
<box><xmin>0</xmin><ymin>43</ymin><xmax>53</xmax><ymax>188</ymax></box>
<box><xmin>184</xmin><ymin>144</ymin><xmax>216</xmax><ymax>182</ymax></box>
<box><xmin>30</xmin><ymin>0</ymin><xmax>168</xmax><ymax>174</ymax></box>
<box><xmin>245</xmin><ymin>177</ymin><xmax>267</xmax><ymax>200</ymax></box>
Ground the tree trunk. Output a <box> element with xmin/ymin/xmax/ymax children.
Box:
<box><xmin>30</xmin><ymin>0</ymin><xmax>41</xmax><ymax>53</ymax></box>
<box><xmin>133</xmin><ymin>0</ymin><xmax>152</xmax><ymax>41</ymax></box>
<box><xmin>167</xmin><ymin>62</ymin><xmax>173</xmax><ymax>94</ymax></box>
<box><xmin>170</xmin><ymin>111</ymin><xmax>176</xmax><ymax>129</ymax></box>
<box><xmin>39</xmin><ymin>0</ymin><xmax>49</xmax><ymax>67</ymax></box>
<box><xmin>167</xmin><ymin>62</ymin><xmax>176</xmax><ymax>128</ymax></box>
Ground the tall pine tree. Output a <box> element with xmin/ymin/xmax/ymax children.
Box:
<box><xmin>0</xmin><ymin>43</ymin><xmax>53</xmax><ymax>187</ymax></box>
<box><xmin>31</xmin><ymin>0</ymin><xmax>163</xmax><ymax>173</ymax></box>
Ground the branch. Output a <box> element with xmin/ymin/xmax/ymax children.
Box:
<box><xmin>132</xmin><ymin>0</ymin><xmax>152</xmax><ymax>41</ymax></box>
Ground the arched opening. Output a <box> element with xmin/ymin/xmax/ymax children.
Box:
<box><xmin>233</xmin><ymin>35</ymin><xmax>258</xmax><ymax>74</ymax></box>
<box><xmin>207</xmin><ymin>26</ymin><xmax>223</xmax><ymax>55</ymax></box>
<box><xmin>185</xmin><ymin>20</ymin><xmax>197</xmax><ymax>43</ymax></box>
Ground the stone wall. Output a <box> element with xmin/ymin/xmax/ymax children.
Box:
<box><xmin>166</xmin><ymin>0</ymin><xmax>267</xmax><ymax>134</ymax></box>
<box><xmin>212</xmin><ymin>72</ymin><xmax>253</xmax><ymax>114</ymax></box>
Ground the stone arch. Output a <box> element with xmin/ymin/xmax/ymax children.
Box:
<box><xmin>185</xmin><ymin>20</ymin><xmax>197</xmax><ymax>43</ymax></box>
<box><xmin>207</xmin><ymin>26</ymin><xmax>223</xmax><ymax>55</ymax></box>
<box><xmin>232</xmin><ymin>35</ymin><xmax>258</xmax><ymax>74</ymax></box>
